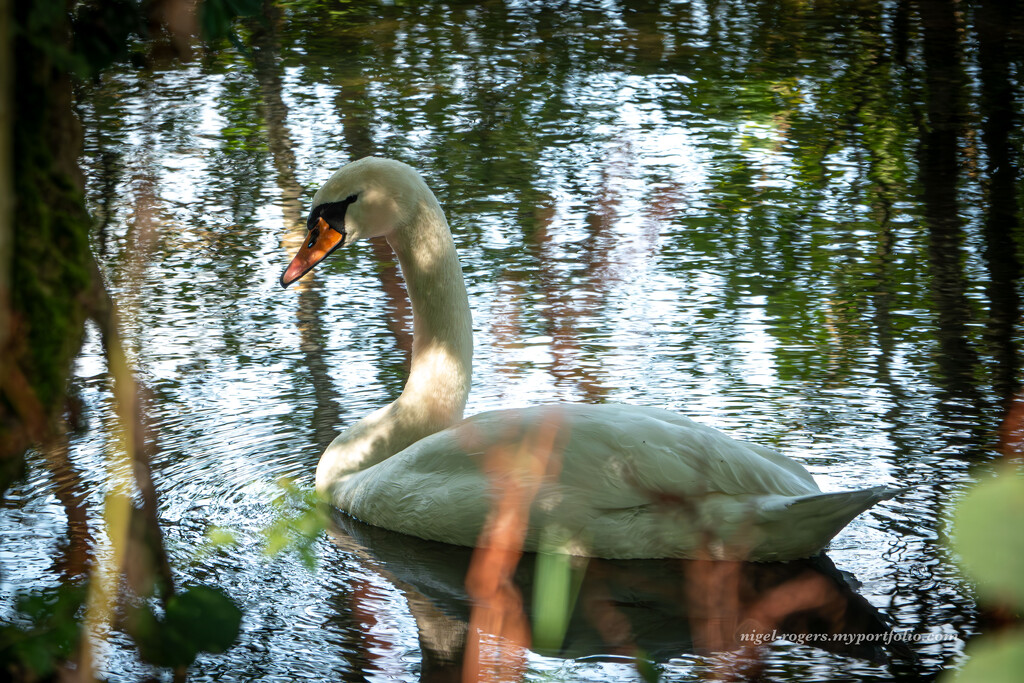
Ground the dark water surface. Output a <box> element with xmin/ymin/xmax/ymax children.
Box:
<box><xmin>5</xmin><ymin>0</ymin><xmax>1024</xmax><ymax>680</ymax></box>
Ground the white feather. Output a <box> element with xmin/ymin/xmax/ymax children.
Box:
<box><xmin>295</xmin><ymin>157</ymin><xmax>900</xmax><ymax>561</ymax></box>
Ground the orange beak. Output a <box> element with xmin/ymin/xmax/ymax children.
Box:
<box><xmin>280</xmin><ymin>217</ymin><xmax>346</xmax><ymax>288</ymax></box>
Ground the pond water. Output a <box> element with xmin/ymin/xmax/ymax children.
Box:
<box><xmin>4</xmin><ymin>0</ymin><xmax>1023</xmax><ymax>680</ymax></box>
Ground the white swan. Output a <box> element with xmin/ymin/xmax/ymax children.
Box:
<box><xmin>281</xmin><ymin>157</ymin><xmax>899</xmax><ymax>561</ymax></box>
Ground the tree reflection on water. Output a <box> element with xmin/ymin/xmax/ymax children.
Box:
<box><xmin>2</xmin><ymin>0</ymin><xmax>1022</xmax><ymax>680</ymax></box>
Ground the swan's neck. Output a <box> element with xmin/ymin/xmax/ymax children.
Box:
<box><xmin>315</xmin><ymin>197</ymin><xmax>473</xmax><ymax>494</ymax></box>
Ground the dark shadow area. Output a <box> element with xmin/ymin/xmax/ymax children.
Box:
<box><xmin>328</xmin><ymin>513</ymin><xmax>919</xmax><ymax>681</ymax></box>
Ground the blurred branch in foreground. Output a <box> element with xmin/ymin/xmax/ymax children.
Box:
<box><xmin>464</xmin><ymin>412</ymin><xmax>564</xmax><ymax>682</ymax></box>
<box><xmin>0</xmin><ymin>1</ymin><xmax>260</xmax><ymax>679</ymax></box>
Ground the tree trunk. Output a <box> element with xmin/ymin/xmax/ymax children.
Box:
<box><xmin>0</xmin><ymin>0</ymin><xmax>94</xmax><ymax>490</ymax></box>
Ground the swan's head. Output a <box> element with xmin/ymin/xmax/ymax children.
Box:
<box><xmin>281</xmin><ymin>157</ymin><xmax>428</xmax><ymax>288</ymax></box>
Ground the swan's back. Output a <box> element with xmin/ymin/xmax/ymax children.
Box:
<box><xmin>329</xmin><ymin>404</ymin><xmax>895</xmax><ymax>560</ymax></box>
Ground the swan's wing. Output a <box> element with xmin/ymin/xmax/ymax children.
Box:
<box><xmin>334</xmin><ymin>403</ymin><xmax>823</xmax><ymax>556</ymax></box>
<box><xmin>548</xmin><ymin>404</ymin><xmax>820</xmax><ymax>501</ymax></box>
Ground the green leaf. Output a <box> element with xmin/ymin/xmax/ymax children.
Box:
<box><xmin>532</xmin><ymin>550</ymin><xmax>575</xmax><ymax>652</ymax></box>
<box><xmin>165</xmin><ymin>586</ymin><xmax>243</xmax><ymax>656</ymax></box>
<box><xmin>134</xmin><ymin>586</ymin><xmax>243</xmax><ymax>668</ymax></box>
<box><xmin>205</xmin><ymin>525</ymin><xmax>240</xmax><ymax>548</ymax></box>
<box><xmin>0</xmin><ymin>584</ymin><xmax>86</xmax><ymax>677</ymax></box>
<box><xmin>131</xmin><ymin>604</ymin><xmax>171</xmax><ymax>666</ymax></box>
<box><xmin>635</xmin><ymin>652</ymin><xmax>661</xmax><ymax>683</ymax></box>
<box><xmin>946</xmin><ymin>631</ymin><xmax>1024</xmax><ymax>683</ymax></box>
<box><xmin>951</xmin><ymin>468</ymin><xmax>1024</xmax><ymax>609</ymax></box>
<box><xmin>261</xmin><ymin>479</ymin><xmax>329</xmax><ymax>570</ymax></box>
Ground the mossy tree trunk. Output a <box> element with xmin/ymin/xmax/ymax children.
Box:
<box><xmin>0</xmin><ymin>1</ymin><xmax>96</xmax><ymax>490</ymax></box>
<box><xmin>0</xmin><ymin>0</ymin><xmax>11</xmax><ymax>413</ymax></box>
<box><xmin>0</xmin><ymin>3</ymin><xmax>250</xmax><ymax>677</ymax></box>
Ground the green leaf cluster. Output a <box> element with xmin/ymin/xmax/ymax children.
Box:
<box><xmin>946</xmin><ymin>466</ymin><xmax>1024</xmax><ymax>683</ymax></box>
<box><xmin>262</xmin><ymin>478</ymin><xmax>331</xmax><ymax>570</ymax></box>
<box><xmin>0</xmin><ymin>584</ymin><xmax>86</xmax><ymax>679</ymax></box>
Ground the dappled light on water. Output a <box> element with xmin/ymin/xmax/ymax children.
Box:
<box><xmin>3</xmin><ymin>0</ymin><xmax>1023</xmax><ymax>680</ymax></box>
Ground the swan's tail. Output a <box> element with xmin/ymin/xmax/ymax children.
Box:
<box><xmin>755</xmin><ymin>486</ymin><xmax>905</xmax><ymax>560</ymax></box>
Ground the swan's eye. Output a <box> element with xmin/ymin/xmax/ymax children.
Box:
<box><xmin>319</xmin><ymin>194</ymin><xmax>359</xmax><ymax>227</ymax></box>
<box><xmin>305</xmin><ymin>194</ymin><xmax>358</xmax><ymax>238</ymax></box>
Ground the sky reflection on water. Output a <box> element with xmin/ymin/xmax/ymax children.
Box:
<box><xmin>4</xmin><ymin>0</ymin><xmax>1022</xmax><ymax>679</ymax></box>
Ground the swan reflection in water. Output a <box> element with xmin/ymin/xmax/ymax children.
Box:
<box><xmin>326</xmin><ymin>512</ymin><xmax>911</xmax><ymax>681</ymax></box>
